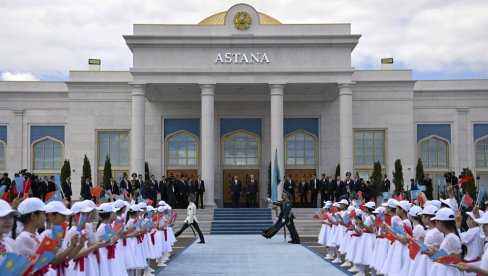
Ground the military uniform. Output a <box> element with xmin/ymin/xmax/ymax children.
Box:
<box><xmin>261</xmin><ymin>199</ymin><xmax>300</xmax><ymax>244</ymax></box>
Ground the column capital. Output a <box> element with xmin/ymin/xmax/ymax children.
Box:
<box><xmin>338</xmin><ymin>82</ymin><xmax>355</xmax><ymax>89</ymax></box>
<box><xmin>12</xmin><ymin>110</ymin><xmax>24</xmax><ymax>117</ymax></box>
<box><xmin>456</xmin><ymin>107</ymin><xmax>468</xmax><ymax>115</ymax></box>
<box><xmin>130</xmin><ymin>83</ymin><xmax>146</xmax><ymax>96</ymax></box>
<box><xmin>269</xmin><ymin>84</ymin><xmax>285</xmax><ymax>90</ymax></box>
<box><xmin>200</xmin><ymin>84</ymin><xmax>216</xmax><ymax>96</ymax></box>
<box><xmin>269</xmin><ymin>84</ymin><xmax>285</xmax><ymax>96</ymax></box>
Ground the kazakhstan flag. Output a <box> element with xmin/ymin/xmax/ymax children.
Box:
<box><xmin>272</xmin><ymin>148</ymin><xmax>280</xmax><ymax>201</ymax></box>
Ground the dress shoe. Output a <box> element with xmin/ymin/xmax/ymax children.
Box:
<box><xmin>198</xmin><ymin>241</ymin><xmax>205</xmax><ymax>244</ymax></box>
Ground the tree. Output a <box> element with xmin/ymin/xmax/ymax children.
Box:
<box><xmin>60</xmin><ymin>159</ymin><xmax>71</xmax><ymax>183</ymax></box>
<box><xmin>415</xmin><ymin>158</ymin><xmax>425</xmax><ymax>184</ymax></box>
<box><xmin>464</xmin><ymin>169</ymin><xmax>476</xmax><ymax>200</ymax></box>
<box><xmin>335</xmin><ymin>163</ymin><xmax>341</xmax><ymax>178</ymax></box>
<box><xmin>81</xmin><ymin>154</ymin><xmax>91</xmax><ymax>184</ymax></box>
<box><xmin>393</xmin><ymin>159</ymin><xmax>404</xmax><ymax>194</ymax></box>
<box><xmin>372</xmin><ymin>161</ymin><xmax>382</xmax><ymax>197</ymax></box>
<box><xmin>145</xmin><ymin>162</ymin><xmax>150</xmax><ymax>182</ymax></box>
<box><xmin>103</xmin><ymin>155</ymin><xmax>113</xmax><ymax>190</ymax></box>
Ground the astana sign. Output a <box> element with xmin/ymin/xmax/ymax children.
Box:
<box><xmin>215</xmin><ymin>52</ymin><xmax>270</xmax><ymax>64</ymax></box>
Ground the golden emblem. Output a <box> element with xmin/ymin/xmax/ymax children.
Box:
<box><xmin>234</xmin><ymin>12</ymin><xmax>251</xmax><ymax>30</ymax></box>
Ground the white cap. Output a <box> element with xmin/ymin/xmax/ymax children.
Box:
<box><xmin>324</xmin><ymin>202</ymin><xmax>332</xmax><ymax>209</ymax></box>
<box><xmin>395</xmin><ymin>200</ymin><xmax>411</xmax><ymax>212</ymax></box>
<box><xmin>18</xmin><ymin>198</ymin><xmax>47</xmax><ymax>215</ymax></box>
<box><xmin>71</xmin><ymin>202</ymin><xmax>93</xmax><ymax>214</ymax></box>
<box><xmin>365</xmin><ymin>202</ymin><xmax>376</xmax><ymax>210</ymax></box>
<box><xmin>355</xmin><ymin>208</ymin><xmax>364</xmax><ymax>217</ymax></box>
<box><xmin>431</xmin><ymin>207</ymin><xmax>455</xmax><ymax>221</ymax></box>
<box><xmin>0</xmin><ymin>199</ymin><xmax>20</xmax><ymax>217</ymax></box>
<box><xmin>347</xmin><ymin>206</ymin><xmax>355</xmax><ymax>212</ymax></box>
<box><xmin>130</xmin><ymin>204</ymin><xmax>141</xmax><ymax>212</ymax></box>
<box><xmin>137</xmin><ymin>202</ymin><xmax>147</xmax><ymax>209</ymax></box>
<box><xmin>474</xmin><ymin>212</ymin><xmax>488</xmax><ymax>225</ymax></box>
<box><xmin>333</xmin><ymin>202</ymin><xmax>340</xmax><ymax>208</ymax></box>
<box><xmin>466</xmin><ymin>210</ymin><xmax>485</xmax><ymax>221</ymax></box>
<box><xmin>147</xmin><ymin>205</ymin><xmax>155</xmax><ymax>212</ymax></box>
<box><xmin>45</xmin><ymin>201</ymin><xmax>73</xmax><ymax>216</ymax></box>
<box><xmin>158</xmin><ymin>201</ymin><xmax>166</xmax><ymax>206</ymax></box>
<box><xmin>339</xmin><ymin>199</ymin><xmax>349</xmax><ymax>205</ymax></box>
<box><xmin>419</xmin><ymin>204</ymin><xmax>438</xmax><ymax>216</ymax></box>
<box><xmin>157</xmin><ymin>206</ymin><xmax>165</xmax><ymax>213</ymax></box>
<box><xmin>97</xmin><ymin>203</ymin><xmax>115</xmax><ymax>213</ymax></box>
<box><xmin>113</xmin><ymin>200</ymin><xmax>125</xmax><ymax>211</ymax></box>
<box><xmin>440</xmin><ymin>198</ymin><xmax>452</xmax><ymax>207</ymax></box>
<box><xmin>382</xmin><ymin>199</ymin><xmax>398</xmax><ymax>209</ymax></box>
<box><xmin>372</xmin><ymin>206</ymin><xmax>386</xmax><ymax>214</ymax></box>
<box><xmin>83</xmin><ymin>200</ymin><xmax>97</xmax><ymax>209</ymax></box>
<box><xmin>425</xmin><ymin>200</ymin><xmax>441</xmax><ymax>209</ymax></box>
<box><xmin>408</xmin><ymin>206</ymin><xmax>423</xmax><ymax>217</ymax></box>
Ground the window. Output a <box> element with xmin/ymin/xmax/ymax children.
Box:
<box><xmin>419</xmin><ymin>137</ymin><xmax>448</xmax><ymax>168</ymax></box>
<box><xmin>223</xmin><ymin>132</ymin><xmax>258</xmax><ymax>166</ymax></box>
<box><xmin>476</xmin><ymin>137</ymin><xmax>488</xmax><ymax>168</ymax></box>
<box><xmin>98</xmin><ymin>132</ymin><xmax>129</xmax><ymax>166</ymax></box>
<box><xmin>167</xmin><ymin>131</ymin><xmax>198</xmax><ymax>166</ymax></box>
<box><xmin>354</xmin><ymin>130</ymin><xmax>385</xmax><ymax>166</ymax></box>
<box><xmin>0</xmin><ymin>141</ymin><xmax>5</xmax><ymax>170</ymax></box>
<box><xmin>33</xmin><ymin>138</ymin><xmax>63</xmax><ymax>170</ymax></box>
<box><xmin>97</xmin><ymin>170</ymin><xmax>128</xmax><ymax>186</ymax></box>
<box><xmin>285</xmin><ymin>131</ymin><xmax>316</xmax><ymax>165</ymax></box>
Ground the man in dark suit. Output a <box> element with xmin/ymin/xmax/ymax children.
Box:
<box><xmin>230</xmin><ymin>176</ymin><xmax>242</xmax><ymax>208</ymax></box>
<box><xmin>61</xmin><ymin>176</ymin><xmax>73</xmax><ymax>203</ymax></box>
<box><xmin>159</xmin><ymin>176</ymin><xmax>168</xmax><ymax>202</ymax></box>
<box><xmin>309</xmin><ymin>174</ymin><xmax>320</xmax><ymax>208</ymax></box>
<box><xmin>328</xmin><ymin>176</ymin><xmax>336</xmax><ymax>202</ymax></box>
<box><xmin>80</xmin><ymin>177</ymin><xmax>94</xmax><ymax>201</ymax></box>
<box><xmin>194</xmin><ymin>175</ymin><xmax>205</xmax><ymax>209</ymax></box>
<box><xmin>166</xmin><ymin>175</ymin><xmax>177</xmax><ymax>207</ymax></box>
<box><xmin>333</xmin><ymin>175</ymin><xmax>346</xmax><ymax>201</ymax></box>
<box><xmin>320</xmin><ymin>174</ymin><xmax>330</xmax><ymax>203</ymax></box>
<box><xmin>283</xmin><ymin>176</ymin><xmax>296</xmax><ymax>205</ymax></box>
<box><xmin>245</xmin><ymin>174</ymin><xmax>258</xmax><ymax>208</ymax></box>
<box><xmin>145</xmin><ymin>175</ymin><xmax>158</xmax><ymax>207</ymax></box>
<box><xmin>381</xmin><ymin>174</ymin><xmax>391</xmax><ymax>193</ymax></box>
<box><xmin>42</xmin><ymin>176</ymin><xmax>56</xmax><ymax>200</ymax></box>
<box><xmin>178</xmin><ymin>176</ymin><xmax>189</xmax><ymax>208</ymax></box>
<box><xmin>119</xmin><ymin>173</ymin><xmax>132</xmax><ymax>197</ymax></box>
<box><xmin>187</xmin><ymin>176</ymin><xmax>195</xmax><ymax>196</ymax></box>
<box><xmin>344</xmin><ymin>172</ymin><xmax>354</xmax><ymax>199</ymax></box>
<box><xmin>298</xmin><ymin>177</ymin><xmax>308</xmax><ymax>207</ymax></box>
<box><xmin>137</xmin><ymin>174</ymin><xmax>145</xmax><ymax>198</ymax></box>
<box><xmin>107</xmin><ymin>177</ymin><xmax>120</xmax><ymax>197</ymax></box>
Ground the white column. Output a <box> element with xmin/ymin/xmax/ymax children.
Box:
<box><xmin>270</xmin><ymin>84</ymin><xmax>285</xmax><ymax>198</ymax></box>
<box><xmin>201</xmin><ymin>84</ymin><xmax>217</xmax><ymax>207</ymax></box>
<box><xmin>8</xmin><ymin>110</ymin><xmax>24</xmax><ymax>175</ymax></box>
<box><xmin>131</xmin><ymin>84</ymin><xmax>146</xmax><ymax>176</ymax></box>
<box><xmin>338</xmin><ymin>83</ymin><xmax>354</xmax><ymax>178</ymax></box>
<box><xmin>457</xmin><ymin>108</ymin><xmax>469</xmax><ymax>173</ymax></box>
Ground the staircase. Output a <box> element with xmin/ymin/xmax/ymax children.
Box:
<box><xmin>211</xmin><ymin>208</ymin><xmax>273</xmax><ymax>235</ymax></box>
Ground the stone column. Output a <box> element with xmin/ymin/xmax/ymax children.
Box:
<box><xmin>457</xmin><ymin>108</ymin><xmax>469</xmax><ymax>172</ymax></box>
<box><xmin>270</xmin><ymin>84</ymin><xmax>285</xmax><ymax>199</ymax></box>
<box><xmin>8</xmin><ymin>110</ymin><xmax>24</xmax><ymax>175</ymax></box>
<box><xmin>201</xmin><ymin>84</ymin><xmax>217</xmax><ymax>207</ymax></box>
<box><xmin>131</xmin><ymin>84</ymin><xmax>146</xmax><ymax>177</ymax></box>
<box><xmin>338</xmin><ymin>83</ymin><xmax>354</xmax><ymax>178</ymax></box>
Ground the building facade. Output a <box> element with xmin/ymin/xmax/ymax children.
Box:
<box><xmin>1</xmin><ymin>4</ymin><xmax>488</xmax><ymax>206</ymax></box>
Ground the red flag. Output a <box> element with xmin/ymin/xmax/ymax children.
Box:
<box><xmin>385</xmin><ymin>214</ymin><xmax>392</xmax><ymax>226</ymax></box>
<box><xmin>457</xmin><ymin>176</ymin><xmax>474</xmax><ymax>186</ymax></box>
<box><xmin>435</xmin><ymin>256</ymin><xmax>462</xmax><ymax>264</ymax></box>
<box><xmin>357</xmin><ymin>191</ymin><xmax>363</xmax><ymax>199</ymax></box>
<box><xmin>321</xmin><ymin>210</ymin><xmax>329</xmax><ymax>220</ymax></box>
<box><xmin>418</xmin><ymin>192</ymin><xmax>426</xmax><ymax>207</ymax></box>
<box><xmin>408</xmin><ymin>238</ymin><xmax>420</xmax><ymax>260</ymax></box>
<box><xmin>349</xmin><ymin>209</ymin><xmax>357</xmax><ymax>219</ymax></box>
<box><xmin>359</xmin><ymin>199</ymin><xmax>365</xmax><ymax>211</ymax></box>
<box><xmin>146</xmin><ymin>199</ymin><xmax>153</xmax><ymax>206</ymax></box>
<box><xmin>23</xmin><ymin>178</ymin><xmax>31</xmax><ymax>194</ymax></box>
<box><xmin>384</xmin><ymin>231</ymin><xmax>396</xmax><ymax>243</ymax></box>
<box><xmin>44</xmin><ymin>191</ymin><xmax>56</xmax><ymax>202</ymax></box>
<box><xmin>397</xmin><ymin>193</ymin><xmax>403</xmax><ymax>201</ymax></box>
<box><xmin>463</xmin><ymin>193</ymin><xmax>474</xmax><ymax>207</ymax></box>
<box><xmin>330</xmin><ymin>207</ymin><xmax>338</xmax><ymax>215</ymax></box>
<box><xmin>91</xmin><ymin>186</ymin><xmax>103</xmax><ymax>198</ymax></box>
<box><xmin>312</xmin><ymin>214</ymin><xmax>320</xmax><ymax>220</ymax></box>
<box><xmin>112</xmin><ymin>223</ymin><xmax>124</xmax><ymax>232</ymax></box>
<box><xmin>36</xmin><ymin>237</ymin><xmax>57</xmax><ymax>255</ymax></box>
<box><xmin>404</xmin><ymin>224</ymin><xmax>413</xmax><ymax>237</ymax></box>
<box><xmin>375</xmin><ymin>216</ymin><xmax>383</xmax><ymax>227</ymax></box>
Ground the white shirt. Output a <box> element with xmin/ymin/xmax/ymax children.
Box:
<box><xmin>0</xmin><ymin>237</ymin><xmax>14</xmax><ymax>265</ymax></box>
<box><xmin>460</xmin><ymin>227</ymin><xmax>484</xmax><ymax>261</ymax></box>
<box><xmin>424</xmin><ymin>227</ymin><xmax>444</xmax><ymax>246</ymax></box>
<box><xmin>412</xmin><ymin>223</ymin><xmax>426</xmax><ymax>240</ymax></box>
<box><xmin>13</xmin><ymin>231</ymin><xmax>41</xmax><ymax>258</ymax></box>
<box><xmin>185</xmin><ymin>202</ymin><xmax>197</xmax><ymax>223</ymax></box>
<box><xmin>480</xmin><ymin>243</ymin><xmax>488</xmax><ymax>271</ymax></box>
<box><xmin>440</xmin><ymin>232</ymin><xmax>462</xmax><ymax>255</ymax></box>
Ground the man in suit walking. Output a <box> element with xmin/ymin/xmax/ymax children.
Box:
<box><xmin>230</xmin><ymin>175</ymin><xmax>242</xmax><ymax>208</ymax></box>
<box><xmin>194</xmin><ymin>175</ymin><xmax>205</xmax><ymax>209</ymax></box>
<box><xmin>245</xmin><ymin>174</ymin><xmax>258</xmax><ymax>208</ymax></box>
<box><xmin>283</xmin><ymin>176</ymin><xmax>296</xmax><ymax>206</ymax></box>
<box><xmin>299</xmin><ymin>177</ymin><xmax>309</xmax><ymax>207</ymax></box>
<box><xmin>310</xmin><ymin>174</ymin><xmax>320</xmax><ymax>208</ymax></box>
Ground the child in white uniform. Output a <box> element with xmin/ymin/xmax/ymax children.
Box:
<box><xmin>0</xmin><ymin>200</ymin><xmax>18</xmax><ymax>265</ymax></box>
<box><xmin>457</xmin><ymin>211</ymin><xmax>488</xmax><ymax>275</ymax></box>
<box><xmin>456</xmin><ymin>210</ymin><xmax>485</xmax><ymax>276</ymax></box>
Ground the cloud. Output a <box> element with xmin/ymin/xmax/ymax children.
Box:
<box><xmin>0</xmin><ymin>0</ymin><xmax>486</xmax><ymax>80</ymax></box>
<box><xmin>1</xmin><ymin>72</ymin><xmax>39</xmax><ymax>81</ymax></box>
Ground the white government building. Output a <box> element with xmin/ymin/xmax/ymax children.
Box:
<box><xmin>1</xmin><ymin>4</ymin><xmax>488</xmax><ymax>206</ymax></box>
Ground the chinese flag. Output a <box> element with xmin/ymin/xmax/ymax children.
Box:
<box><xmin>23</xmin><ymin>178</ymin><xmax>31</xmax><ymax>194</ymax></box>
<box><xmin>330</xmin><ymin>207</ymin><xmax>338</xmax><ymax>215</ymax></box>
<box><xmin>384</xmin><ymin>231</ymin><xmax>396</xmax><ymax>243</ymax></box>
<box><xmin>404</xmin><ymin>224</ymin><xmax>414</xmax><ymax>237</ymax></box>
<box><xmin>375</xmin><ymin>216</ymin><xmax>383</xmax><ymax>227</ymax></box>
<box><xmin>312</xmin><ymin>214</ymin><xmax>320</xmax><ymax>220</ymax></box>
<box><xmin>359</xmin><ymin>199</ymin><xmax>365</xmax><ymax>211</ymax></box>
<box><xmin>385</xmin><ymin>214</ymin><xmax>392</xmax><ymax>226</ymax></box>
<box><xmin>321</xmin><ymin>210</ymin><xmax>329</xmax><ymax>220</ymax></box>
<box><xmin>357</xmin><ymin>191</ymin><xmax>363</xmax><ymax>199</ymax></box>
<box><xmin>349</xmin><ymin>209</ymin><xmax>357</xmax><ymax>219</ymax></box>
<box><xmin>91</xmin><ymin>186</ymin><xmax>103</xmax><ymax>198</ymax></box>
<box><xmin>457</xmin><ymin>176</ymin><xmax>474</xmax><ymax>186</ymax></box>
<box><xmin>436</xmin><ymin>256</ymin><xmax>462</xmax><ymax>264</ymax></box>
<box><xmin>35</xmin><ymin>237</ymin><xmax>57</xmax><ymax>255</ymax></box>
<box><xmin>408</xmin><ymin>238</ymin><xmax>420</xmax><ymax>260</ymax></box>
<box><xmin>397</xmin><ymin>193</ymin><xmax>403</xmax><ymax>201</ymax></box>
<box><xmin>464</xmin><ymin>193</ymin><xmax>474</xmax><ymax>207</ymax></box>
<box><xmin>418</xmin><ymin>192</ymin><xmax>427</xmax><ymax>207</ymax></box>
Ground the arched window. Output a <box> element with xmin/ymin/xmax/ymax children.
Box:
<box><xmin>223</xmin><ymin>132</ymin><xmax>259</xmax><ymax>166</ymax></box>
<box><xmin>419</xmin><ymin>136</ymin><xmax>449</xmax><ymax>168</ymax></box>
<box><xmin>285</xmin><ymin>131</ymin><xmax>316</xmax><ymax>165</ymax></box>
<box><xmin>476</xmin><ymin>137</ymin><xmax>488</xmax><ymax>168</ymax></box>
<box><xmin>98</xmin><ymin>132</ymin><xmax>129</xmax><ymax>167</ymax></box>
<box><xmin>167</xmin><ymin>131</ymin><xmax>198</xmax><ymax>166</ymax></box>
<box><xmin>33</xmin><ymin>138</ymin><xmax>63</xmax><ymax>170</ymax></box>
<box><xmin>0</xmin><ymin>141</ymin><xmax>5</xmax><ymax>170</ymax></box>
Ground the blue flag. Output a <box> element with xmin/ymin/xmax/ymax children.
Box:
<box><xmin>382</xmin><ymin>192</ymin><xmax>392</xmax><ymax>201</ymax></box>
<box><xmin>33</xmin><ymin>251</ymin><xmax>56</xmax><ymax>271</ymax></box>
<box><xmin>100</xmin><ymin>225</ymin><xmax>115</xmax><ymax>242</ymax></box>
<box><xmin>416</xmin><ymin>239</ymin><xmax>430</xmax><ymax>253</ymax></box>
<box><xmin>14</xmin><ymin>176</ymin><xmax>24</xmax><ymax>193</ymax></box>
<box><xmin>0</xmin><ymin>253</ymin><xmax>29</xmax><ymax>275</ymax></box>
<box><xmin>51</xmin><ymin>225</ymin><xmax>64</xmax><ymax>242</ymax></box>
<box><xmin>53</xmin><ymin>174</ymin><xmax>62</xmax><ymax>191</ymax></box>
<box><xmin>477</xmin><ymin>186</ymin><xmax>486</xmax><ymax>205</ymax></box>
<box><xmin>378</xmin><ymin>211</ymin><xmax>385</xmax><ymax>222</ymax></box>
<box><xmin>0</xmin><ymin>185</ymin><xmax>6</xmax><ymax>198</ymax></box>
<box><xmin>411</xmin><ymin>190</ymin><xmax>421</xmax><ymax>201</ymax></box>
<box><xmin>392</xmin><ymin>222</ymin><xmax>405</xmax><ymax>235</ymax></box>
<box><xmin>343</xmin><ymin>213</ymin><xmax>350</xmax><ymax>224</ymax></box>
<box><xmin>117</xmin><ymin>194</ymin><xmax>124</xmax><ymax>200</ymax></box>
<box><xmin>77</xmin><ymin>214</ymin><xmax>87</xmax><ymax>233</ymax></box>
<box><xmin>430</xmin><ymin>248</ymin><xmax>449</xmax><ymax>261</ymax></box>
<box><xmin>272</xmin><ymin>148</ymin><xmax>280</xmax><ymax>202</ymax></box>
<box><xmin>46</xmin><ymin>191</ymin><xmax>62</xmax><ymax>204</ymax></box>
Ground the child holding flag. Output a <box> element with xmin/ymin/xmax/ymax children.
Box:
<box><xmin>0</xmin><ymin>199</ymin><xmax>18</xmax><ymax>264</ymax></box>
<box><xmin>456</xmin><ymin>211</ymin><xmax>488</xmax><ymax>275</ymax></box>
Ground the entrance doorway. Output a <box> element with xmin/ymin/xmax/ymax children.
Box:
<box><xmin>166</xmin><ymin>170</ymin><xmax>198</xmax><ymax>181</ymax></box>
<box><xmin>223</xmin><ymin>169</ymin><xmax>259</xmax><ymax>208</ymax></box>
<box><xmin>285</xmin><ymin>169</ymin><xmax>316</xmax><ymax>207</ymax></box>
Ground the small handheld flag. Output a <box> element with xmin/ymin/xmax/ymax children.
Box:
<box><xmin>457</xmin><ymin>176</ymin><xmax>474</xmax><ymax>186</ymax></box>
<box><xmin>91</xmin><ymin>186</ymin><xmax>103</xmax><ymax>198</ymax></box>
<box><xmin>382</xmin><ymin>192</ymin><xmax>392</xmax><ymax>201</ymax></box>
<box><xmin>145</xmin><ymin>199</ymin><xmax>153</xmax><ymax>206</ymax></box>
<box><xmin>0</xmin><ymin>186</ymin><xmax>6</xmax><ymax>198</ymax></box>
<box><xmin>51</xmin><ymin>224</ymin><xmax>64</xmax><ymax>242</ymax></box>
<box><xmin>430</xmin><ymin>249</ymin><xmax>449</xmax><ymax>261</ymax></box>
<box><xmin>36</xmin><ymin>236</ymin><xmax>57</xmax><ymax>255</ymax></box>
<box><xmin>415</xmin><ymin>239</ymin><xmax>430</xmax><ymax>253</ymax></box>
<box><xmin>461</xmin><ymin>193</ymin><xmax>474</xmax><ymax>208</ymax></box>
<box><xmin>77</xmin><ymin>214</ymin><xmax>87</xmax><ymax>233</ymax></box>
<box><xmin>0</xmin><ymin>253</ymin><xmax>30</xmax><ymax>275</ymax></box>
<box><xmin>410</xmin><ymin>190</ymin><xmax>421</xmax><ymax>201</ymax></box>
<box><xmin>477</xmin><ymin>186</ymin><xmax>486</xmax><ymax>205</ymax></box>
<box><xmin>357</xmin><ymin>191</ymin><xmax>363</xmax><ymax>199</ymax></box>
<box><xmin>53</xmin><ymin>174</ymin><xmax>63</xmax><ymax>192</ymax></box>
<box><xmin>33</xmin><ymin>251</ymin><xmax>56</xmax><ymax>271</ymax></box>
<box><xmin>349</xmin><ymin>209</ymin><xmax>357</xmax><ymax>219</ymax></box>
<box><xmin>435</xmin><ymin>256</ymin><xmax>462</xmax><ymax>264</ymax></box>
<box><xmin>45</xmin><ymin>191</ymin><xmax>62</xmax><ymax>203</ymax></box>
<box><xmin>392</xmin><ymin>222</ymin><xmax>405</xmax><ymax>235</ymax></box>
<box><xmin>14</xmin><ymin>176</ymin><xmax>24</xmax><ymax>194</ymax></box>
<box><xmin>408</xmin><ymin>238</ymin><xmax>420</xmax><ymax>260</ymax></box>
<box><xmin>101</xmin><ymin>225</ymin><xmax>116</xmax><ymax>242</ymax></box>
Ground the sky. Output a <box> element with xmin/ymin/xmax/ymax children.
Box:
<box><xmin>1</xmin><ymin>0</ymin><xmax>487</xmax><ymax>81</ymax></box>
